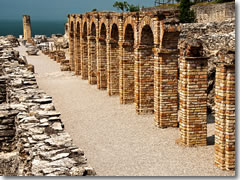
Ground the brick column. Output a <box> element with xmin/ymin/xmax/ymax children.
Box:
<box><xmin>107</xmin><ymin>40</ymin><xmax>120</xmax><ymax>96</ymax></box>
<box><xmin>74</xmin><ymin>30</ymin><xmax>81</xmax><ymax>75</ymax></box>
<box><xmin>154</xmin><ymin>49</ymin><xmax>178</xmax><ymax>128</ymax></box>
<box><xmin>178</xmin><ymin>40</ymin><xmax>208</xmax><ymax>147</ymax></box>
<box><xmin>215</xmin><ymin>64</ymin><xmax>235</xmax><ymax>171</ymax></box>
<box><xmin>81</xmin><ymin>38</ymin><xmax>88</xmax><ymax>80</ymax></box>
<box><xmin>135</xmin><ymin>45</ymin><xmax>154</xmax><ymax>115</ymax></box>
<box><xmin>120</xmin><ymin>43</ymin><xmax>135</xmax><ymax>104</ymax></box>
<box><xmin>88</xmin><ymin>36</ymin><xmax>97</xmax><ymax>85</ymax></box>
<box><xmin>69</xmin><ymin>30</ymin><xmax>74</xmax><ymax>72</ymax></box>
<box><xmin>97</xmin><ymin>38</ymin><xmax>107</xmax><ymax>90</ymax></box>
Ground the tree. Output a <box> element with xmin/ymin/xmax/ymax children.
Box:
<box><xmin>179</xmin><ymin>0</ymin><xmax>195</xmax><ymax>23</ymax></box>
<box><xmin>113</xmin><ymin>1</ymin><xmax>129</xmax><ymax>12</ymax></box>
<box><xmin>92</xmin><ymin>8</ymin><xmax>97</xmax><ymax>11</ymax></box>
<box><xmin>113</xmin><ymin>1</ymin><xmax>140</xmax><ymax>12</ymax></box>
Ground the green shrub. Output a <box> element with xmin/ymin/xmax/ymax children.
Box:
<box><xmin>179</xmin><ymin>0</ymin><xmax>196</xmax><ymax>23</ymax></box>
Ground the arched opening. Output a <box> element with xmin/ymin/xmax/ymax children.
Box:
<box><xmin>136</xmin><ymin>25</ymin><xmax>154</xmax><ymax>114</ymax></box>
<box><xmin>97</xmin><ymin>23</ymin><xmax>107</xmax><ymax>90</ymax></box>
<box><xmin>81</xmin><ymin>22</ymin><xmax>88</xmax><ymax>80</ymax></box>
<box><xmin>120</xmin><ymin>24</ymin><xmax>135</xmax><ymax>104</ymax></box>
<box><xmin>75</xmin><ymin>22</ymin><xmax>81</xmax><ymax>75</ymax></box>
<box><xmin>108</xmin><ymin>23</ymin><xmax>120</xmax><ymax>96</ymax></box>
<box><xmin>88</xmin><ymin>22</ymin><xmax>97</xmax><ymax>85</ymax></box>
<box><xmin>69</xmin><ymin>21</ymin><xmax>74</xmax><ymax>71</ymax></box>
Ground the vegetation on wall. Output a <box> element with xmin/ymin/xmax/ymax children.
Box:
<box><xmin>179</xmin><ymin>0</ymin><xmax>195</xmax><ymax>23</ymax></box>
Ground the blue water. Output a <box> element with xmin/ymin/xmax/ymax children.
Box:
<box><xmin>0</xmin><ymin>19</ymin><xmax>66</xmax><ymax>37</ymax></box>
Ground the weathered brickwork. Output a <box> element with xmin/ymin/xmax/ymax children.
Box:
<box><xmin>88</xmin><ymin>36</ymin><xmax>97</xmax><ymax>84</ymax></box>
<box><xmin>68</xmin><ymin>11</ymin><xmax>180</xmax><ymax>112</ymax></box>
<box><xmin>154</xmin><ymin>50</ymin><xmax>178</xmax><ymax>128</ymax></box>
<box><xmin>98</xmin><ymin>39</ymin><xmax>107</xmax><ymax>90</ymax></box>
<box><xmin>66</xmin><ymin>11</ymin><xmax>235</xmax><ymax>171</ymax></box>
<box><xmin>81</xmin><ymin>22</ymin><xmax>88</xmax><ymax>80</ymax></box>
<box><xmin>178</xmin><ymin>40</ymin><xmax>208</xmax><ymax>147</ymax></box>
<box><xmin>214</xmin><ymin>50</ymin><xmax>235</xmax><ymax>171</ymax></box>
<box><xmin>69</xmin><ymin>19</ymin><xmax>75</xmax><ymax>71</ymax></box>
<box><xmin>74</xmin><ymin>21</ymin><xmax>81</xmax><ymax>75</ymax></box>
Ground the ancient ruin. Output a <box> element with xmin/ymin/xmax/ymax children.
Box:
<box><xmin>23</xmin><ymin>15</ymin><xmax>32</xmax><ymax>43</ymax></box>
<box><xmin>65</xmin><ymin>2</ymin><xmax>235</xmax><ymax>171</ymax></box>
<box><xmin>0</xmin><ymin>37</ymin><xmax>95</xmax><ymax>176</ymax></box>
<box><xmin>0</xmin><ymin>1</ymin><xmax>236</xmax><ymax>176</ymax></box>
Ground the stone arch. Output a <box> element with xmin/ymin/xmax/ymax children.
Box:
<box><xmin>111</xmin><ymin>23</ymin><xmax>119</xmax><ymax>42</ymax></box>
<box><xmin>140</xmin><ymin>25</ymin><xmax>154</xmax><ymax>46</ymax></box>
<box><xmin>82</xmin><ymin>20</ymin><xmax>88</xmax><ymax>40</ymax></box>
<box><xmin>135</xmin><ymin>24</ymin><xmax>155</xmax><ymax>114</ymax></box>
<box><xmin>81</xmin><ymin>21</ymin><xmax>88</xmax><ymax>80</ymax></box>
<box><xmin>70</xmin><ymin>21</ymin><xmax>74</xmax><ymax>33</ymax></box>
<box><xmin>97</xmin><ymin>22</ymin><xmax>107</xmax><ymax>90</ymax></box>
<box><xmin>120</xmin><ymin>23</ymin><xmax>135</xmax><ymax>104</ymax></box>
<box><xmin>123</xmin><ymin>16</ymin><xmax>136</xmax><ymax>42</ymax></box>
<box><xmin>139</xmin><ymin>16</ymin><xmax>156</xmax><ymax>45</ymax></box>
<box><xmin>108</xmin><ymin>23</ymin><xmax>120</xmax><ymax>96</ymax></box>
<box><xmin>88</xmin><ymin>21</ymin><xmax>97</xmax><ymax>84</ymax></box>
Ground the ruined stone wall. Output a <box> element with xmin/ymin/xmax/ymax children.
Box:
<box><xmin>191</xmin><ymin>2</ymin><xmax>235</xmax><ymax>23</ymax></box>
<box><xmin>141</xmin><ymin>2</ymin><xmax>235</xmax><ymax>23</ymax></box>
<box><xmin>0</xmin><ymin>77</ymin><xmax>7</xmax><ymax>104</ymax></box>
<box><xmin>0</xmin><ymin>48</ymin><xmax>95</xmax><ymax>176</ymax></box>
<box><xmin>180</xmin><ymin>20</ymin><xmax>235</xmax><ymax>114</ymax></box>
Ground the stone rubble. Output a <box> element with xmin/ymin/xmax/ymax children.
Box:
<box><xmin>180</xmin><ymin>20</ymin><xmax>235</xmax><ymax>114</ymax></box>
<box><xmin>0</xmin><ymin>37</ymin><xmax>95</xmax><ymax>176</ymax></box>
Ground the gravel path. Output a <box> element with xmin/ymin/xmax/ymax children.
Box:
<box><xmin>15</xmin><ymin>46</ymin><xmax>235</xmax><ymax>176</ymax></box>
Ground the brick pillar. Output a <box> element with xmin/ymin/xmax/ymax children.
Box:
<box><xmin>154</xmin><ymin>49</ymin><xmax>178</xmax><ymax>128</ymax></box>
<box><xmin>97</xmin><ymin>38</ymin><xmax>107</xmax><ymax>89</ymax></box>
<box><xmin>81</xmin><ymin>38</ymin><xmax>88</xmax><ymax>80</ymax></box>
<box><xmin>74</xmin><ymin>30</ymin><xmax>80</xmax><ymax>75</ymax></box>
<box><xmin>71</xmin><ymin>19</ymin><xmax>76</xmax><ymax>72</ymax></box>
<box><xmin>215</xmin><ymin>64</ymin><xmax>235</xmax><ymax>171</ymax></box>
<box><xmin>135</xmin><ymin>45</ymin><xmax>154</xmax><ymax>115</ymax></box>
<box><xmin>107</xmin><ymin>40</ymin><xmax>120</xmax><ymax>96</ymax></box>
<box><xmin>120</xmin><ymin>42</ymin><xmax>135</xmax><ymax>104</ymax></box>
<box><xmin>69</xmin><ymin>32</ymin><xmax>74</xmax><ymax>72</ymax></box>
<box><xmin>88</xmin><ymin>36</ymin><xmax>97</xmax><ymax>85</ymax></box>
<box><xmin>178</xmin><ymin>40</ymin><xmax>208</xmax><ymax>147</ymax></box>
<box><xmin>77</xmin><ymin>34</ymin><xmax>81</xmax><ymax>75</ymax></box>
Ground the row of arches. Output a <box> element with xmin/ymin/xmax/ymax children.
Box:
<box><xmin>69</xmin><ymin>15</ymin><xmax>156</xmax><ymax>115</ymax></box>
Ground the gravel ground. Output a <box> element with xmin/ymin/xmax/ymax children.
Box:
<box><xmin>15</xmin><ymin>46</ymin><xmax>235</xmax><ymax>176</ymax></box>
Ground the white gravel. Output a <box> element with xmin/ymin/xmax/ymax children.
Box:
<box><xmin>15</xmin><ymin>46</ymin><xmax>235</xmax><ymax>176</ymax></box>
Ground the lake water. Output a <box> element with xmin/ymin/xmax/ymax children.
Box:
<box><xmin>0</xmin><ymin>19</ymin><xmax>66</xmax><ymax>37</ymax></box>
